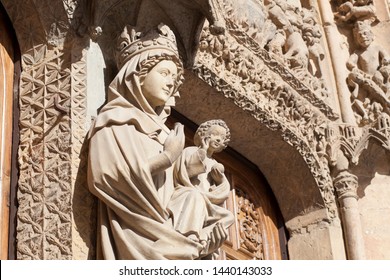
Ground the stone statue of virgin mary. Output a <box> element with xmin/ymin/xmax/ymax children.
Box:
<box><xmin>87</xmin><ymin>24</ymin><xmax>230</xmax><ymax>260</ymax></box>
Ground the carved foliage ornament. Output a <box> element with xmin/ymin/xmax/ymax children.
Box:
<box><xmin>235</xmin><ymin>188</ymin><xmax>263</xmax><ymax>260</ymax></box>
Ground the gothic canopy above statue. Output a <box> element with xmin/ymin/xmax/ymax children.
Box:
<box><xmin>88</xmin><ymin>0</ymin><xmax>226</xmax><ymax>67</ymax></box>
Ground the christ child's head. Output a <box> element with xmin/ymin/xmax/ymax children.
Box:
<box><xmin>194</xmin><ymin>119</ymin><xmax>231</xmax><ymax>154</ymax></box>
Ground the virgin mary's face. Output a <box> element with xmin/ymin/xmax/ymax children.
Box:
<box><xmin>141</xmin><ymin>60</ymin><xmax>178</xmax><ymax>110</ymax></box>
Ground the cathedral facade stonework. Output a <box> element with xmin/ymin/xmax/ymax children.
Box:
<box><xmin>0</xmin><ymin>0</ymin><xmax>389</xmax><ymax>260</ymax></box>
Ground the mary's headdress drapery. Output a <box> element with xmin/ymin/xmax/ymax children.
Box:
<box><xmin>90</xmin><ymin>23</ymin><xmax>184</xmax><ymax>139</ymax></box>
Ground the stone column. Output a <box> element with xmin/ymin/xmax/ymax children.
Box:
<box><xmin>333</xmin><ymin>171</ymin><xmax>366</xmax><ymax>259</ymax></box>
<box><xmin>317</xmin><ymin>0</ymin><xmax>357</xmax><ymax>125</ymax></box>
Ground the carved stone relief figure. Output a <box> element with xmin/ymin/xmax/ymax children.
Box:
<box><xmin>87</xmin><ymin>24</ymin><xmax>230</xmax><ymax>259</ymax></box>
<box><xmin>346</xmin><ymin>21</ymin><xmax>390</xmax><ymax>125</ymax></box>
<box><xmin>302</xmin><ymin>8</ymin><xmax>326</xmax><ymax>78</ymax></box>
<box><xmin>266</xmin><ymin>0</ymin><xmax>309</xmax><ymax>71</ymax></box>
<box><xmin>334</xmin><ymin>0</ymin><xmax>377</xmax><ymax>24</ymax></box>
<box><xmin>264</xmin><ymin>0</ymin><xmax>329</xmax><ymax>99</ymax></box>
<box><xmin>168</xmin><ymin>119</ymin><xmax>234</xmax><ymax>259</ymax></box>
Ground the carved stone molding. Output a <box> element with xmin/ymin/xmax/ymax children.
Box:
<box><xmin>70</xmin><ymin>41</ymin><xmax>96</xmax><ymax>260</ymax></box>
<box><xmin>2</xmin><ymin>0</ymin><xmax>92</xmax><ymax>259</ymax></box>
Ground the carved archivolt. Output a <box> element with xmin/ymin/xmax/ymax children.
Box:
<box><xmin>221</xmin><ymin>0</ymin><xmax>336</xmax><ymax>116</ymax></box>
<box><xmin>194</xmin><ymin>10</ymin><xmax>338</xmax><ymax>218</ymax></box>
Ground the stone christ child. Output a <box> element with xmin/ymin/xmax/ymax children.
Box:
<box><xmin>168</xmin><ymin>119</ymin><xmax>235</xmax><ymax>257</ymax></box>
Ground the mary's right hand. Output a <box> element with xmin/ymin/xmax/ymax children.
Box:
<box><xmin>164</xmin><ymin>123</ymin><xmax>185</xmax><ymax>163</ymax></box>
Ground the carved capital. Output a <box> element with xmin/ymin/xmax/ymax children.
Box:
<box><xmin>326</xmin><ymin>115</ymin><xmax>390</xmax><ymax>171</ymax></box>
<box><xmin>333</xmin><ymin>171</ymin><xmax>358</xmax><ymax>200</ymax></box>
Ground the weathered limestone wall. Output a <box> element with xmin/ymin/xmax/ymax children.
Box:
<box><xmin>287</xmin><ymin>214</ymin><xmax>346</xmax><ymax>260</ymax></box>
<box><xmin>359</xmin><ymin>173</ymin><xmax>390</xmax><ymax>259</ymax></box>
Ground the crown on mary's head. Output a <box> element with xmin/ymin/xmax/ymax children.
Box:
<box><xmin>115</xmin><ymin>23</ymin><xmax>179</xmax><ymax>69</ymax></box>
